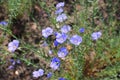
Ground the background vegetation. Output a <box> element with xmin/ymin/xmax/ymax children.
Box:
<box><xmin>0</xmin><ymin>0</ymin><xmax>120</xmax><ymax>80</ymax></box>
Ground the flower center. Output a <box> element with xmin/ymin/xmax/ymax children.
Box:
<box><xmin>74</xmin><ymin>39</ymin><xmax>78</xmax><ymax>43</ymax></box>
<box><xmin>46</xmin><ymin>30</ymin><xmax>51</xmax><ymax>35</ymax></box>
<box><xmin>60</xmin><ymin>52</ymin><xmax>65</xmax><ymax>56</ymax></box>
<box><xmin>13</xmin><ymin>45</ymin><xmax>17</xmax><ymax>49</ymax></box>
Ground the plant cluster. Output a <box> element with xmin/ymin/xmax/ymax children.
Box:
<box><xmin>4</xmin><ymin>2</ymin><xmax>102</xmax><ymax>80</ymax></box>
<box><xmin>0</xmin><ymin>0</ymin><xmax>120</xmax><ymax>80</ymax></box>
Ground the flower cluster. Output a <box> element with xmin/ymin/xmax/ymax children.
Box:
<box><xmin>55</xmin><ymin>2</ymin><xmax>67</xmax><ymax>22</ymax></box>
<box><xmin>8</xmin><ymin>59</ymin><xmax>21</xmax><ymax>69</ymax></box>
<box><xmin>5</xmin><ymin>1</ymin><xmax>102</xmax><ymax>80</ymax></box>
<box><xmin>41</xmin><ymin>25</ymin><xmax>83</xmax><ymax>78</ymax></box>
<box><xmin>40</xmin><ymin>2</ymin><xmax>85</xmax><ymax>79</ymax></box>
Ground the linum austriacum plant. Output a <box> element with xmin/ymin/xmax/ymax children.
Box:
<box><xmin>5</xmin><ymin>2</ymin><xmax>102</xmax><ymax>80</ymax></box>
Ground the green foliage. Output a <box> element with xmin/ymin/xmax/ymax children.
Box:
<box><xmin>7</xmin><ymin>0</ymin><xmax>32</xmax><ymax>19</ymax></box>
<box><xmin>98</xmin><ymin>62</ymin><xmax>120</xmax><ymax>80</ymax></box>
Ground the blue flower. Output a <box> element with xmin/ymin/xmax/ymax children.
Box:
<box><xmin>10</xmin><ymin>59</ymin><xmax>14</xmax><ymax>63</ymax></box>
<box><xmin>79</xmin><ymin>28</ymin><xmax>85</xmax><ymax>33</ymax></box>
<box><xmin>12</xmin><ymin>60</ymin><xmax>16</xmax><ymax>65</ymax></box>
<box><xmin>50</xmin><ymin>57</ymin><xmax>60</xmax><ymax>70</ymax></box>
<box><xmin>55</xmin><ymin>8</ymin><xmax>64</xmax><ymax>15</ymax></box>
<box><xmin>49</xmin><ymin>50</ymin><xmax>53</xmax><ymax>54</ymax></box>
<box><xmin>38</xmin><ymin>69</ymin><xmax>44</xmax><ymax>76</ymax></box>
<box><xmin>8</xmin><ymin>40</ymin><xmax>19</xmax><ymax>52</ymax></box>
<box><xmin>61</xmin><ymin>25</ymin><xmax>71</xmax><ymax>33</ymax></box>
<box><xmin>58</xmin><ymin>47</ymin><xmax>68</xmax><ymax>58</ymax></box>
<box><xmin>91</xmin><ymin>31</ymin><xmax>102</xmax><ymax>40</ymax></box>
<box><xmin>56</xmin><ymin>33</ymin><xmax>68</xmax><ymax>44</ymax></box>
<box><xmin>54</xmin><ymin>32</ymin><xmax>59</xmax><ymax>36</ymax></box>
<box><xmin>56</xmin><ymin>2</ymin><xmax>65</xmax><ymax>9</ymax></box>
<box><xmin>54</xmin><ymin>40</ymin><xmax>59</xmax><ymax>47</ymax></box>
<box><xmin>32</xmin><ymin>69</ymin><xmax>44</xmax><ymax>78</ymax></box>
<box><xmin>58</xmin><ymin>77</ymin><xmax>67</xmax><ymax>80</ymax></box>
<box><xmin>41</xmin><ymin>41</ymin><xmax>48</xmax><ymax>47</ymax></box>
<box><xmin>42</xmin><ymin>27</ymin><xmax>53</xmax><ymax>38</ymax></box>
<box><xmin>56</xmin><ymin>13</ymin><xmax>67</xmax><ymax>22</ymax></box>
<box><xmin>0</xmin><ymin>21</ymin><xmax>8</xmax><ymax>26</ymax></box>
<box><xmin>47</xmin><ymin>72</ymin><xmax>52</xmax><ymax>78</ymax></box>
<box><xmin>10</xmin><ymin>59</ymin><xmax>21</xmax><ymax>64</ymax></box>
<box><xmin>32</xmin><ymin>71</ymin><xmax>40</xmax><ymax>78</ymax></box>
<box><xmin>8</xmin><ymin>65</ymin><xmax>14</xmax><ymax>69</ymax></box>
<box><xmin>42</xmin><ymin>41</ymin><xmax>48</xmax><ymax>47</ymax></box>
<box><xmin>16</xmin><ymin>59</ymin><xmax>21</xmax><ymax>64</ymax></box>
<box><xmin>70</xmin><ymin>35</ymin><xmax>82</xmax><ymax>46</ymax></box>
<box><xmin>9</xmin><ymin>59</ymin><xmax>21</xmax><ymax>69</ymax></box>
